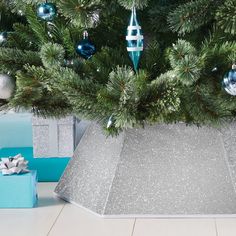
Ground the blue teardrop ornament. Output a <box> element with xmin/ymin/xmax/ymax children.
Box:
<box><xmin>126</xmin><ymin>7</ymin><xmax>144</xmax><ymax>71</ymax></box>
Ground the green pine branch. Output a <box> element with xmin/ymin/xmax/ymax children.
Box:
<box><xmin>168</xmin><ymin>0</ymin><xmax>220</xmax><ymax>34</ymax></box>
<box><xmin>118</xmin><ymin>0</ymin><xmax>149</xmax><ymax>9</ymax></box>
<box><xmin>57</xmin><ymin>0</ymin><xmax>102</xmax><ymax>28</ymax></box>
<box><xmin>0</xmin><ymin>0</ymin><xmax>236</xmax><ymax>134</ymax></box>
<box><xmin>216</xmin><ymin>0</ymin><xmax>236</xmax><ymax>35</ymax></box>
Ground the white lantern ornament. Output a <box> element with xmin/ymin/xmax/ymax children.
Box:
<box><xmin>0</xmin><ymin>74</ymin><xmax>15</xmax><ymax>99</ymax></box>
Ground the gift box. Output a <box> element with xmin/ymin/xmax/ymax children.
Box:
<box><xmin>0</xmin><ymin>112</ymin><xmax>70</xmax><ymax>181</ymax></box>
<box><xmin>0</xmin><ymin>112</ymin><xmax>89</xmax><ymax>181</ymax></box>
<box><xmin>32</xmin><ymin>116</ymin><xmax>89</xmax><ymax>158</ymax></box>
<box><xmin>0</xmin><ymin>170</ymin><xmax>37</xmax><ymax>208</ymax></box>
<box><xmin>0</xmin><ymin>147</ymin><xmax>69</xmax><ymax>182</ymax></box>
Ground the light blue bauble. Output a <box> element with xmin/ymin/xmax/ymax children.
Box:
<box><xmin>37</xmin><ymin>3</ymin><xmax>57</xmax><ymax>21</ymax></box>
<box><xmin>126</xmin><ymin>7</ymin><xmax>144</xmax><ymax>72</ymax></box>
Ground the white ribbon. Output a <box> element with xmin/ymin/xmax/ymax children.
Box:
<box><xmin>126</xmin><ymin>35</ymin><xmax>144</xmax><ymax>40</ymax></box>
<box><xmin>127</xmin><ymin>25</ymin><xmax>141</xmax><ymax>30</ymax></box>
<box><xmin>0</xmin><ymin>154</ymin><xmax>29</xmax><ymax>175</ymax></box>
<box><xmin>127</xmin><ymin>46</ymin><xmax>143</xmax><ymax>51</ymax></box>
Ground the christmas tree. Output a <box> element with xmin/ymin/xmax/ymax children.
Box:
<box><xmin>0</xmin><ymin>0</ymin><xmax>235</xmax><ymax>135</ymax></box>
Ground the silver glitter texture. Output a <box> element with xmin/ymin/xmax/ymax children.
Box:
<box><xmin>55</xmin><ymin>123</ymin><xmax>236</xmax><ymax>216</ymax></box>
<box><xmin>32</xmin><ymin>116</ymin><xmax>89</xmax><ymax>158</ymax></box>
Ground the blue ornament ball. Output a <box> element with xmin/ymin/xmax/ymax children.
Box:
<box><xmin>76</xmin><ymin>38</ymin><xmax>96</xmax><ymax>60</ymax></box>
<box><xmin>222</xmin><ymin>66</ymin><xmax>236</xmax><ymax>95</ymax></box>
<box><xmin>37</xmin><ymin>3</ymin><xmax>57</xmax><ymax>21</ymax></box>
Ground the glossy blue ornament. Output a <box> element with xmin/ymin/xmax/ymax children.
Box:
<box><xmin>76</xmin><ymin>31</ymin><xmax>96</xmax><ymax>60</ymax></box>
<box><xmin>222</xmin><ymin>64</ymin><xmax>236</xmax><ymax>95</ymax></box>
<box><xmin>126</xmin><ymin>7</ymin><xmax>144</xmax><ymax>71</ymax></box>
<box><xmin>37</xmin><ymin>3</ymin><xmax>57</xmax><ymax>21</ymax></box>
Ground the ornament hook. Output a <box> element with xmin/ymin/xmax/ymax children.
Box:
<box><xmin>83</xmin><ymin>30</ymin><xmax>89</xmax><ymax>39</ymax></box>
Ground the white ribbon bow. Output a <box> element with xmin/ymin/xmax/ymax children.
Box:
<box><xmin>0</xmin><ymin>154</ymin><xmax>29</xmax><ymax>175</ymax></box>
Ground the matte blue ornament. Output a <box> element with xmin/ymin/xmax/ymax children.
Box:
<box><xmin>76</xmin><ymin>31</ymin><xmax>96</xmax><ymax>60</ymax></box>
<box><xmin>37</xmin><ymin>2</ymin><xmax>57</xmax><ymax>21</ymax></box>
<box><xmin>126</xmin><ymin>7</ymin><xmax>144</xmax><ymax>71</ymax></box>
<box><xmin>222</xmin><ymin>64</ymin><xmax>236</xmax><ymax>95</ymax></box>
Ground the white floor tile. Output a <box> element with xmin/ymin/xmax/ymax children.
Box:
<box><xmin>48</xmin><ymin>204</ymin><xmax>135</xmax><ymax>236</ymax></box>
<box><xmin>216</xmin><ymin>218</ymin><xmax>236</xmax><ymax>236</ymax></box>
<box><xmin>2</xmin><ymin>183</ymin><xmax>235</xmax><ymax>236</ymax></box>
<box><xmin>0</xmin><ymin>183</ymin><xmax>65</xmax><ymax>236</ymax></box>
<box><xmin>133</xmin><ymin>219</ymin><xmax>216</xmax><ymax>236</ymax></box>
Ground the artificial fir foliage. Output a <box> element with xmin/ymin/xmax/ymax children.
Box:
<box><xmin>0</xmin><ymin>0</ymin><xmax>235</xmax><ymax>134</ymax></box>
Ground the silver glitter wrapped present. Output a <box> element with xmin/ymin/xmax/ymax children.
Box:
<box><xmin>32</xmin><ymin>116</ymin><xmax>89</xmax><ymax>158</ymax></box>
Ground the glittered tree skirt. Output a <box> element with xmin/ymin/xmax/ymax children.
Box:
<box><xmin>55</xmin><ymin>122</ymin><xmax>236</xmax><ymax>217</ymax></box>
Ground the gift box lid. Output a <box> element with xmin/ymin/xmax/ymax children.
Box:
<box><xmin>0</xmin><ymin>170</ymin><xmax>37</xmax><ymax>178</ymax></box>
<box><xmin>32</xmin><ymin>116</ymin><xmax>76</xmax><ymax>125</ymax></box>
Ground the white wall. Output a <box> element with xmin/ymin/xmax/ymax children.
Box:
<box><xmin>0</xmin><ymin>112</ymin><xmax>33</xmax><ymax>148</ymax></box>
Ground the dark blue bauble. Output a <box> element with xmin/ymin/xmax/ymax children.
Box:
<box><xmin>76</xmin><ymin>39</ymin><xmax>96</xmax><ymax>60</ymax></box>
<box><xmin>37</xmin><ymin>3</ymin><xmax>57</xmax><ymax>21</ymax></box>
<box><xmin>222</xmin><ymin>68</ymin><xmax>236</xmax><ymax>95</ymax></box>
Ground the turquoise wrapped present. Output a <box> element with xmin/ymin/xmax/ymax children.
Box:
<box><xmin>0</xmin><ymin>147</ymin><xmax>69</xmax><ymax>182</ymax></box>
<box><xmin>0</xmin><ymin>170</ymin><xmax>37</xmax><ymax>208</ymax></box>
<box><xmin>0</xmin><ymin>113</ymin><xmax>70</xmax><ymax>181</ymax></box>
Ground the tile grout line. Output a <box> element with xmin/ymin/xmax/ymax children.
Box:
<box><xmin>214</xmin><ymin>218</ymin><xmax>219</xmax><ymax>236</ymax></box>
<box><xmin>131</xmin><ymin>218</ymin><xmax>137</xmax><ymax>236</ymax></box>
<box><xmin>47</xmin><ymin>203</ymin><xmax>66</xmax><ymax>236</ymax></box>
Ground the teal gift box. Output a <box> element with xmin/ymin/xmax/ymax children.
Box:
<box><xmin>0</xmin><ymin>113</ymin><xmax>70</xmax><ymax>182</ymax></box>
<box><xmin>0</xmin><ymin>170</ymin><xmax>38</xmax><ymax>208</ymax></box>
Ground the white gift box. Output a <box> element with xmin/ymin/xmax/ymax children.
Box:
<box><xmin>32</xmin><ymin>116</ymin><xmax>89</xmax><ymax>158</ymax></box>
